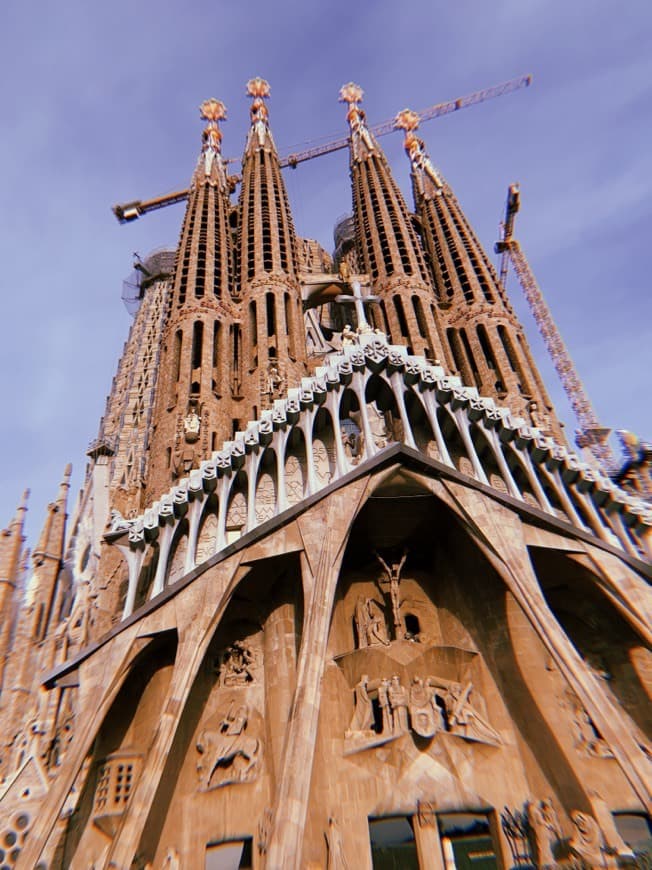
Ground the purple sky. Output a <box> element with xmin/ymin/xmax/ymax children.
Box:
<box><xmin>1</xmin><ymin>0</ymin><xmax>650</xmax><ymax>543</ymax></box>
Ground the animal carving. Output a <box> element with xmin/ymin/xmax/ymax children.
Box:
<box><xmin>196</xmin><ymin>703</ymin><xmax>260</xmax><ymax>789</ymax></box>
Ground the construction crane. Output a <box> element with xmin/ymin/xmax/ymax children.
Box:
<box><xmin>112</xmin><ymin>74</ymin><xmax>532</xmax><ymax>223</ymax></box>
<box><xmin>495</xmin><ymin>184</ymin><xmax>616</xmax><ymax>471</ymax></box>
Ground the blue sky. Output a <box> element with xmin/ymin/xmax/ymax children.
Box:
<box><xmin>1</xmin><ymin>0</ymin><xmax>650</xmax><ymax>542</ymax></box>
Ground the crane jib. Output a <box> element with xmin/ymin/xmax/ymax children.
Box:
<box><xmin>112</xmin><ymin>74</ymin><xmax>533</xmax><ymax>223</ymax></box>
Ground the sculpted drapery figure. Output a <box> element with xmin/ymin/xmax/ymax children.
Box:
<box><xmin>354</xmin><ymin>596</ymin><xmax>389</xmax><ymax>647</ymax></box>
<box><xmin>569</xmin><ymin>811</ymin><xmax>606</xmax><ymax>868</ymax></box>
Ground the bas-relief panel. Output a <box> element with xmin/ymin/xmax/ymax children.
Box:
<box><xmin>167</xmin><ymin>534</ymin><xmax>188</xmax><ymax>585</ymax></box>
<box><xmin>312</xmin><ymin>437</ymin><xmax>335</xmax><ymax>488</ymax></box>
<box><xmin>317</xmin><ymin>567</ymin><xmax>535</xmax><ymax>820</ymax></box>
<box><xmin>255</xmin><ymin>472</ymin><xmax>276</xmax><ymax>524</ymax></box>
<box><xmin>226</xmin><ymin>491</ymin><xmax>247</xmax><ymax>532</ymax></box>
<box><xmin>152</xmin><ymin>629</ymin><xmax>268</xmax><ymax>867</ymax></box>
<box><xmin>285</xmin><ymin>454</ymin><xmax>305</xmax><ymax>506</ymax></box>
<box><xmin>196</xmin><ymin>513</ymin><xmax>218</xmax><ymax>565</ymax></box>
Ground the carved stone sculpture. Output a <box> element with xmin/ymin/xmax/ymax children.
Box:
<box><xmin>265</xmin><ymin>363</ymin><xmax>284</xmax><ymax>399</ymax></box>
<box><xmin>347</xmin><ymin>675</ymin><xmax>374</xmax><ymax>735</ymax></box>
<box><xmin>527</xmin><ymin>798</ymin><xmax>560</xmax><ymax>868</ymax></box>
<box><xmin>377</xmin><ymin>678</ymin><xmax>392</xmax><ymax>735</ymax></box>
<box><xmin>109</xmin><ymin>509</ymin><xmax>131</xmax><ymax>534</ymax></box>
<box><xmin>183</xmin><ymin>408</ymin><xmax>201</xmax><ymax>443</ymax></box>
<box><xmin>569</xmin><ymin>811</ymin><xmax>606</xmax><ymax>868</ymax></box>
<box><xmin>388</xmin><ymin>675</ymin><xmax>409</xmax><ymax>734</ymax></box>
<box><xmin>196</xmin><ymin>702</ymin><xmax>260</xmax><ymax>789</ymax></box>
<box><xmin>408</xmin><ymin>676</ymin><xmax>440</xmax><ymax>738</ymax></box>
<box><xmin>566</xmin><ymin>691</ymin><xmax>613</xmax><ymax>758</ymax></box>
<box><xmin>354</xmin><ymin>596</ymin><xmax>389</xmax><ymax>648</ymax></box>
<box><xmin>218</xmin><ymin>641</ymin><xmax>255</xmax><ymax>686</ymax></box>
<box><xmin>590</xmin><ymin>792</ymin><xmax>634</xmax><ymax>860</ymax></box>
<box><xmin>325</xmin><ymin>816</ymin><xmax>349</xmax><ymax>870</ymax></box>
<box><xmin>429</xmin><ymin>679</ymin><xmax>502</xmax><ymax>746</ymax></box>
<box><xmin>375</xmin><ymin>549</ymin><xmax>408</xmax><ymax>639</ymax></box>
<box><xmin>258</xmin><ymin>807</ymin><xmax>273</xmax><ymax>856</ymax></box>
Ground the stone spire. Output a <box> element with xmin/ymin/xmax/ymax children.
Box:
<box><xmin>235</xmin><ymin>78</ymin><xmax>307</xmax><ymax>417</ymax></box>
<box><xmin>172</xmin><ymin>98</ymin><xmax>233</xmax><ymax>308</ymax></box>
<box><xmin>30</xmin><ymin>464</ymin><xmax>72</xmax><ymax>642</ymax></box>
<box><xmin>339</xmin><ymin>84</ymin><xmax>447</xmax><ymax>362</ymax></box>
<box><xmin>397</xmin><ymin>110</ymin><xmax>563</xmax><ymax>436</ymax></box>
<box><xmin>0</xmin><ymin>489</ymin><xmax>29</xmax><ymax>691</ymax></box>
<box><xmin>147</xmin><ymin>99</ymin><xmax>237</xmax><ymax>500</ymax></box>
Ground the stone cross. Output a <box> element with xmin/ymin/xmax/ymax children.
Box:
<box><xmin>335</xmin><ymin>278</ymin><xmax>379</xmax><ymax>328</ymax></box>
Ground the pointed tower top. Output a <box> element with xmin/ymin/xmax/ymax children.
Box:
<box><xmin>394</xmin><ymin>109</ymin><xmax>444</xmax><ymax>197</ymax></box>
<box><xmin>339</xmin><ymin>82</ymin><xmax>376</xmax><ymax>162</ymax></box>
<box><xmin>192</xmin><ymin>97</ymin><xmax>228</xmax><ymax>190</ymax></box>
<box><xmin>245</xmin><ymin>78</ymin><xmax>274</xmax><ymax>152</ymax></box>
<box><xmin>18</xmin><ymin>489</ymin><xmax>30</xmax><ymax>513</ymax></box>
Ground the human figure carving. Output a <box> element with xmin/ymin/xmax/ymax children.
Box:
<box><xmin>378</xmin><ymin>678</ymin><xmax>393</xmax><ymax>735</ymax></box>
<box><xmin>354</xmin><ymin>596</ymin><xmax>389</xmax><ymax>647</ymax></box>
<box><xmin>569</xmin><ymin>811</ymin><xmax>606</xmax><ymax>868</ymax></box>
<box><xmin>265</xmin><ymin>363</ymin><xmax>284</xmax><ymax>398</ymax></box>
<box><xmin>219</xmin><ymin>640</ymin><xmax>254</xmax><ymax>686</ymax></box>
<box><xmin>527</xmin><ymin>799</ymin><xmax>559</xmax><ymax>868</ymax></box>
<box><xmin>347</xmin><ymin>675</ymin><xmax>374</xmax><ymax>734</ymax></box>
<box><xmin>388</xmin><ymin>675</ymin><xmax>409</xmax><ymax>734</ymax></box>
<box><xmin>183</xmin><ymin>407</ymin><xmax>201</xmax><ymax>443</ymax></box>
<box><xmin>428</xmin><ymin>679</ymin><xmax>501</xmax><ymax>745</ymax></box>
<box><xmin>408</xmin><ymin>676</ymin><xmax>440</xmax><ymax>738</ymax></box>
<box><xmin>342</xmin><ymin>324</ymin><xmax>358</xmax><ymax>347</ymax></box>
<box><xmin>375</xmin><ymin>550</ymin><xmax>408</xmax><ymax>639</ymax></box>
<box><xmin>196</xmin><ymin>702</ymin><xmax>260</xmax><ymax>789</ymax></box>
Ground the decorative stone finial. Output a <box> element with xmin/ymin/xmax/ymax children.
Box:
<box><xmin>394</xmin><ymin>107</ymin><xmax>443</xmax><ymax>195</ymax></box>
<box><xmin>198</xmin><ymin>98</ymin><xmax>227</xmax><ymax>156</ymax></box>
<box><xmin>339</xmin><ymin>82</ymin><xmax>364</xmax><ymax>107</ymax></box>
<box><xmin>246</xmin><ymin>77</ymin><xmax>271</xmax><ymax>100</ymax></box>
<box><xmin>394</xmin><ymin>108</ymin><xmax>420</xmax><ymax>133</ymax></box>
<box><xmin>246</xmin><ymin>78</ymin><xmax>271</xmax><ymax>145</ymax></box>
<box><xmin>195</xmin><ymin>98</ymin><xmax>228</xmax><ymax>185</ymax></box>
<box><xmin>339</xmin><ymin>83</ymin><xmax>375</xmax><ymax>161</ymax></box>
<box><xmin>200</xmin><ymin>98</ymin><xmax>227</xmax><ymax>123</ymax></box>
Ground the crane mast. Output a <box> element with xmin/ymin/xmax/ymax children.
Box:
<box><xmin>495</xmin><ymin>185</ymin><xmax>616</xmax><ymax>471</ymax></box>
<box><xmin>112</xmin><ymin>74</ymin><xmax>532</xmax><ymax>223</ymax></box>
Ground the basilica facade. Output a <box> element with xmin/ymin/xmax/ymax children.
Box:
<box><xmin>0</xmin><ymin>78</ymin><xmax>650</xmax><ymax>869</ymax></box>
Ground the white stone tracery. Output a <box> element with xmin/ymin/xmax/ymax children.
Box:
<box><xmin>110</xmin><ymin>334</ymin><xmax>652</xmax><ymax>619</ymax></box>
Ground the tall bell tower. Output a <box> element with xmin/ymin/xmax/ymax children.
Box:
<box><xmin>147</xmin><ymin>99</ymin><xmax>237</xmax><ymax>500</ymax></box>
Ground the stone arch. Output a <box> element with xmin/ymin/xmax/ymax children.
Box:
<box><xmin>404</xmin><ymin>389</ymin><xmax>439</xmax><ymax>460</ymax></box>
<box><xmin>321</xmin><ymin>475</ymin><xmax>592</xmax><ymax>821</ymax></box>
<box><xmin>436</xmin><ymin>405</ymin><xmax>472</xmax><ymax>476</ymax></box>
<box><xmin>470</xmin><ymin>423</ymin><xmax>509</xmax><ymax>494</ymax></box>
<box><xmin>134</xmin><ymin>543</ymin><xmax>159</xmax><ymax>609</ymax></box>
<box><xmin>536</xmin><ymin>466</ymin><xmax>572</xmax><ymax>523</ymax></box>
<box><xmin>360</xmin><ymin>373</ymin><xmax>401</xmax><ymax>450</ymax></box>
<box><xmin>196</xmin><ymin>493</ymin><xmax>219</xmax><ymax>566</ymax></box>
<box><xmin>255</xmin><ymin>448</ymin><xmax>277</xmax><ymax>525</ymax></box>
<box><xmin>167</xmin><ymin>518</ymin><xmax>189</xmax><ymax>586</ymax></box>
<box><xmin>503</xmin><ymin>442</ymin><xmax>544</xmax><ymax>510</ymax></box>
<box><xmin>134</xmin><ymin>555</ymin><xmax>305</xmax><ymax>865</ymax></box>
<box><xmin>225</xmin><ymin>473</ymin><xmax>248</xmax><ymax>544</ymax></box>
<box><xmin>284</xmin><ymin>426</ymin><xmax>308</xmax><ymax>506</ymax></box>
<box><xmin>338</xmin><ymin>388</ymin><xmax>362</xmax><ymax>466</ymax></box>
<box><xmin>529</xmin><ymin>548</ymin><xmax>652</xmax><ymax>741</ymax></box>
<box><xmin>312</xmin><ymin>408</ymin><xmax>336</xmax><ymax>488</ymax></box>
<box><xmin>55</xmin><ymin>632</ymin><xmax>179</xmax><ymax>866</ymax></box>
